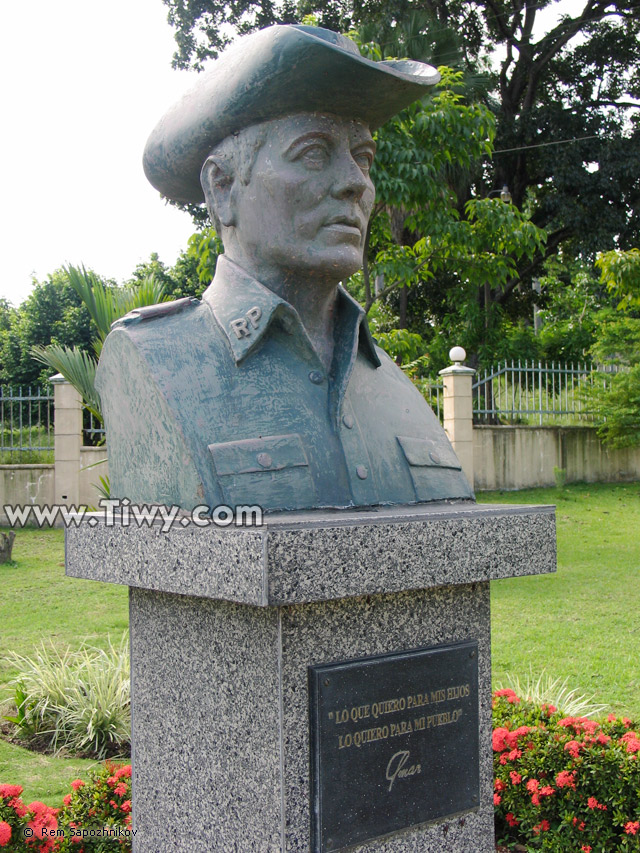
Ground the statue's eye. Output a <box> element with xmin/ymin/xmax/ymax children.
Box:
<box><xmin>353</xmin><ymin>150</ymin><xmax>373</xmax><ymax>172</ymax></box>
<box><xmin>298</xmin><ymin>143</ymin><xmax>330</xmax><ymax>168</ymax></box>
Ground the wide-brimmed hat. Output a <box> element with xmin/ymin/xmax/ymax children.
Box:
<box><xmin>143</xmin><ymin>24</ymin><xmax>440</xmax><ymax>204</ymax></box>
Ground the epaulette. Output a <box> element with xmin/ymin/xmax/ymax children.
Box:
<box><xmin>111</xmin><ymin>297</ymin><xmax>200</xmax><ymax>329</ymax></box>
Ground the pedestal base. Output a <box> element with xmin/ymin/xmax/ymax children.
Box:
<box><xmin>131</xmin><ymin>584</ymin><xmax>493</xmax><ymax>852</ymax></box>
<box><xmin>66</xmin><ymin>503</ymin><xmax>556</xmax><ymax>852</ymax></box>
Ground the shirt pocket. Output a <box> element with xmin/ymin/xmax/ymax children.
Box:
<box><xmin>208</xmin><ymin>433</ymin><xmax>316</xmax><ymax>510</ymax></box>
<box><xmin>396</xmin><ymin>435</ymin><xmax>462</xmax><ymax>502</ymax></box>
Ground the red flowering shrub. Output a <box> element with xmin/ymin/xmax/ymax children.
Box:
<box><xmin>493</xmin><ymin>690</ymin><xmax>640</xmax><ymax>851</ymax></box>
<box><xmin>0</xmin><ymin>763</ymin><xmax>133</xmax><ymax>852</ymax></box>
<box><xmin>0</xmin><ymin>784</ymin><xmax>60</xmax><ymax>851</ymax></box>
<box><xmin>56</xmin><ymin>762</ymin><xmax>133</xmax><ymax>852</ymax></box>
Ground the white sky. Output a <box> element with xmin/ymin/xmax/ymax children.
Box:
<box><xmin>0</xmin><ymin>0</ymin><xmax>197</xmax><ymax>307</ymax></box>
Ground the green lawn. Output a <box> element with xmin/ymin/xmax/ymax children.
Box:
<box><xmin>482</xmin><ymin>481</ymin><xmax>640</xmax><ymax>719</ymax></box>
<box><xmin>0</xmin><ymin>482</ymin><xmax>638</xmax><ymax>805</ymax></box>
<box><xmin>0</xmin><ymin>528</ymin><xmax>128</xmax><ymax>804</ymax></box>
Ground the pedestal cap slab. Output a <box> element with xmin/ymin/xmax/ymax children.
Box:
<box><xmin>66</xmin><ymin>502</ymin><xmax>555</xmax><ymax>605</ymax></box>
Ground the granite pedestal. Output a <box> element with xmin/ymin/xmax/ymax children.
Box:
<box><xmin>66</xmin><ymin>502</ymin><xmax>556</xmax><ymax>853</ymax></box>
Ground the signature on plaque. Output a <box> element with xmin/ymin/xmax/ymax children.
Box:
<box><xmin>385</xmin><ymin>750</ymin><xmax>422</xmax><ymax>792</ymax></box>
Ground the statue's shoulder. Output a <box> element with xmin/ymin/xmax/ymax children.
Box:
<box><xmin>111</xmin><ymin>297</ymin><xmax>201</xmax><ymax>330</ymax></box>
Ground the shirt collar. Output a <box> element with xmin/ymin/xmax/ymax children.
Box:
<box><xmin>202</xmin><ymin>255</ymin><xmax>380</xmax><ymax>368</ymax></box>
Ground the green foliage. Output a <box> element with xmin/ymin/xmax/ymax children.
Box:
<box><xmin>31</xmin><ymin>266</ymin><xmax>169</xmax><ymax>424</ymax></box>
<box><xmin>0</xmin><ymin>271</ymin><xmax>94</xmax><ymax>388</ymax></box>
<box><xmin>4</xmin><ymin>639</ymin><xmax>130</xmax><ymax>760</ymax></box>
<box><xmin>128</xmin><ymin>248</ymin><xmax>211</xmax><ymax>300</ymax></box>
<box><xmin>596</xmin><ymin>249</ymin><xmax>640</xmax><ymax>311</ymax></box>
<box><xmin>0</xmin><ymin>763</ymin><xmax>133</xmax><ymax>852</ymax></box>
<box><xmin>186</xmin><ymin>227</ymin><xmax>223</xmax><ymax>285</ymax></box>
<box><xmin>496</xmin><ymin>671</ymin><xmax>608</xmax><ymax>719</ymax></box>
<box><xmin>57</xmin><ymin>762</ymin><xmax>132</xmax><ymax>851</ymax></box>
<box><xmin>344</xmin><ymin>61</ymin><xmax>547</xmax><ymax>366</ymax></box>
<box><xmin>584</xmin><ymin>311</ymin><xmax>640</xmax><ymax>449</ymax></box>
<box><xmin>493</xmin><ymin>690</ymin><xmax>640</xmax><ymax>851</ymax></box>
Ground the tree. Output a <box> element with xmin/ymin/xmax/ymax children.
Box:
<box><xmin>578</xmin><ymin>248</ymin><xmax>640</xmax><ymax>448</ymax></box>
<box><xmin>32</xmin><ymin>266</ymin><xmax>168</xmax><ymax>423</ymax></box>
<box><xmin>0</xmin><ymin>271</ymin><xmax>94</xmax><ymax>388</ymax></box>
<box><xmin>161</xmin><ymin>1</ymin><xmax>640</xmax><ymax>329</ymax></box>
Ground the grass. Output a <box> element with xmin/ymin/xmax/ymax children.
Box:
<box><xmin>0</xmin><ymin>482</ymin><xmax>638</xmax><ymax>804</ymax></box>
<box><xmin>0</xmin><ymin>528</ymin><xmax>128</xmax><ymax>804</ymax></box>
<box><xmin>480</xmin><ymin>481</ymin><xmax>640</xmax><ymax>719</ymax></box>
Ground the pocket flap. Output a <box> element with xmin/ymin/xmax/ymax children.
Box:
<box><xmin>396</xmin><ymin>435</ymin><xmax>462</xmax><ymax>470</ymax></box>
<box><xmin>209</xmin><ymin>433</ymin><xmax>309</xmax><ymax>476</ymax></box>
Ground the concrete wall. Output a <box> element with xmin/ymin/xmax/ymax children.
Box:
<box><xmin>80</xmin><ymin>447</ymin><xmax>109</xmax><ymax>508</ymax></box>
<box><xmin>0</xmin><ymin>464</ymin><xmax>55</xmax><ymax>511</ymax></box>
<box><xmin>474</xmin><ymin>425</ymin><xmax>640</xmax><ymax>491</ymax></box>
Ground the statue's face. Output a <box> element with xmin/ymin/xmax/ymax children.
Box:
<box><xmin>231</xmin><ymin>113</ymin><xmax>376</xmax><ymax>283</ymax></box>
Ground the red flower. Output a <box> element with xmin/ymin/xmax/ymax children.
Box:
<box><xmin>507</xmin><ymin>748</ymin><xmax>522</xmax><ymax>762</ymax></box>
<box><xmin>572</xmin><ymin>817</ymin><xmax>586</xmax><ymax>831</ymax></box>
<box><xmin>581</xmin><ymin>846</ymin><xmax>592</xmax><ymax>853</ymax></box>
<box><xmin>526</xmin><ymin>779</ymin><xmax>540</xmax><ymax>793</ymax></box>
<box><xmin>505</xmin><ymin>813</ymin><xmax>519</xmax><ymax>827</ymax></box>
<box><xmin>540</xmin><ymin>785</ymin><xmax>555</xmax><ymax>797</ymax></box>
<box><xmin>587</xmin><ymin>796</ymin><xmax>607</xmax><ymax>811</ymax></box>
<box><xmin>622</xmin><ymin>717</ymin><xmax>632</xmax><ymax>728</ymax></box>
<box><xmin>555</xmin><ymin>770</ymin><xmax>577</xmax><ymax>789</ymax></box>
<box><xmin>492</xmin><ymin>728</ymin><xmax>510</xmax><ymax>752</ymax></box>
<box><xmin>70</xmin><ymin>779</ymin><xmax>85</xmax><ymax>791</ymax></box>
<box><xmin>493</xmin><ymin>793</ymin><xmax>501</xmax><ymax>805</ymax></box>
<box><xmin>115</xmin><ymin>765</ymin><xmax>131</xmax><ymax>779</ymax></box>
<box><xmin>564</xmin><ymin>740</ymin><xmax>581</xmax><ymax>758</ymax></box>
<box><xmin>494</xmin><ymin>688</ymin><xmax>520</xmax><ymax>704</ymax></box>
<box><xmin>621</xmin><ymin>732</ymin><xmax>640</xmax><ymax>754</ymax></box>
<box><xmin>607</xmin><ymin>713</ymin><xmax>616</xmax><ymax>722</ymax></box>
<box><xmin>532</xmin><ymin>819</ymin><xmax>550</xmax><ymax>834</ymax></box>
<box><xmin>494</xmin><ymin>778</ymin><xmax>507</xmax><ymax>792</ymax></box>
<box><xmin>8</xmin><ymin>797</ymin><xmax>26</xmax><ymax>817</ymax></box>
<box><xmin>63</xmin><ymin>793</ymin><xmax>72</xmax><ymax>806</ymax></box>
<box><xmin>0</xmin><ymin>785</ymin><xmax>23</xmax><ymax>800</ymax></box>
<box><xmin>509</xmin><ymin>771</ymin><xmax>522</xmax><ymax>785</ymax></box>
<box><xmin>0</xmin><ymin>822</ymin><xmax>11</xmax><ymax>847</ymax></box>
<box><xmin>121</xmin><ymin>800</ymin><xmax>131</xmax><ymax>813</ymax></box>
<box><xmin>625</xmin><ymin>821</ymin><xmax>640</xmax><ymax>835</ymax></box>
<box><xmin>114</xmin><ymin>782</ymin><xmax>127</xmax><ymax>797</ymax></box>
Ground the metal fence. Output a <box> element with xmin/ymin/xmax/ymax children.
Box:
<box><xmin>0</xmin><ymin>386</ymin><xmax>54</xmax><ymax>457</ymax></box>
<box><xmin>83</xmin><ymin>411</ymin><xmax>105</xmax><ymax>445</ymax></box>
<box><xmin>422</xmin><ymin>381</ymin><xmax>443</xmax><ymax>421</ymax></box>
<box><xmin>472</xmin><ymin>360</ymin><xmax>619</xmax><ymax>425</ymax></box>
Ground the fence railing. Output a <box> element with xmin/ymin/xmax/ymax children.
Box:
<box><xmin>0</xmin><ymin>386</ymin><xmax>54</xmax><ymax>459</ymax></box>
<box><xmin>83</xmin><ymin>411</ymin><xmax>105</xmax><ymax>445</ymax></box>
<box><xmin>421</xmin><ymin>381</ymin><xmax>443</xmax><ymax>421</ymax></box>
<box><xmin>472</xmin><ymin>360</ymin><xmax>619</xmax><ymax>425</ymax></box>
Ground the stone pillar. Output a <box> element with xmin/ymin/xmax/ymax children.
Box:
<box><xmin>440</xmin><ymin>347</ymin><xmax>476</xmax><ymax>489</ymax></box>
<box><xmin>51</xmin><ymin>374</ymin><xmax>83</xmax><ymax>506</ymax></box>
<box><xmin>66</xmin><ymin>503</ymin><xmax>556</xmax><ymax>853</ymax></box>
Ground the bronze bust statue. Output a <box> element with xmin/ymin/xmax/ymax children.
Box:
<box><xmin>96</xmin><ymin>25</ymin><xmax>474</xmax><ymax>512</ymax></box>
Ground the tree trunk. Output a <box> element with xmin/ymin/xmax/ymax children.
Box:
<box><xmin>0</xmin><ymin>531</ymin><xmax>16</xmax><ymax>563</ymax></box>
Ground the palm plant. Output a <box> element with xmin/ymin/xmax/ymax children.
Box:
<box><xmin>32</xmin><ymin>264</ymin><xmax>167</xmax><ymax>423</ymax></box>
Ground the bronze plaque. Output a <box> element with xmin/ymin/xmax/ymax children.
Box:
<box><xmin>309</xmin><ymin>641</ymin><xmax>479</xmax><ymax>852</ymax></box>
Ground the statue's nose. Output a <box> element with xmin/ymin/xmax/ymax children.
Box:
<box><xmin>331</xmin><ymin>152</ymin><xmax>370</xmax><ymax>200</ymax></box>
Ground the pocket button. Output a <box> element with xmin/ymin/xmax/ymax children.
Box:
<box><xmin>257</xmin><ymin>452</ymin><xmax>273</xmax><ymax>468</ymax></box>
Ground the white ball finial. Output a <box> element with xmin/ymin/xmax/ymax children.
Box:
<box><xmin>449</xmin><ymin>346</ymin><xmax>466</xmax><ymax>365</ymax></box>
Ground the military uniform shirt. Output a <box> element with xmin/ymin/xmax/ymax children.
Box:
<box><xmin>96</xmin><ymin>256</ymin><xmax>473</xmax><ymax>512</ymax></box>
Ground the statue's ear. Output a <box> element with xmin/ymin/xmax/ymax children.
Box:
<box><xmin>201</xmin><ymin>155</ymin><xmax>236</xmax><ymax>227</ymax></box>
